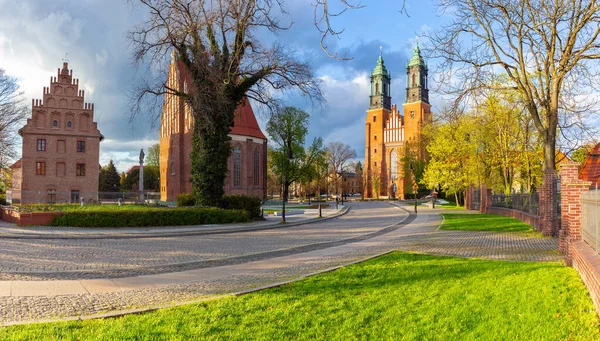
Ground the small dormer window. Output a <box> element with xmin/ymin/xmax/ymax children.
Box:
<box><xmin>67</xmin><ymin>121</ymin><xmax>72</xmax><ymax>128</ymax></box>
<box><xmin>53</xmin><ymin>120</ymin><xmax>58</xmax><ymax>127</ymax></box>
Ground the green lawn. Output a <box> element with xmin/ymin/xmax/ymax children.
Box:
<box><xmin>439</xmin><ymin>201</ymin><xmax>466</xmax><ymax>210</ymax></box>
<box><xmin>3</xmin><ymin>252</ymin><xmax>599</xmax><ymax>340</ymax></box>
<box><xmin>441</xmin><ymin>213</ymin><xmax>537</xmax><ymax>233</ymax></box>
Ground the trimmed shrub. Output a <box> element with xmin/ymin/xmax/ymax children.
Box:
<box><xmin>50</xmin><ymin>207</ymin><xmax>250</xmax><ymax>227</ymax></box>
<box><xmin>0</xmin><ymin>194</ymin><xmax>6</xmax><ymax>206</ymax></box>
<box><xmin>177</xmin><ymin>193</ymin><xmax>195</xmax><ymax>207</ymax></box>
<box><xmin>220</xmin><ymin>194</ymin><xmax>262</xmax><ymax>217</ymax></box>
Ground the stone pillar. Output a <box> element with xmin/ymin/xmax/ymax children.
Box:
<box><xmin>480</xmin><ymin>183</ymin><xmax>487</xmax><ymax>214</ymax></box>
<box><xmin>139</xmin><ymin>149</ymin><xmax>145</xmax><ymax>203</ymax></box>
<box><xmin>539</xmin><ymin>170</ymin><xmax>559</xmax><ymax>236</ymax></box>
<box><xmin>465</xmin><ymin>184</ymin><xmax>474</xmax><ymax>210</ymax></box>
<box><xmin>559</xmin><ymin>162</ymin><xmax>592</xmax><ymax>264</ymax></box>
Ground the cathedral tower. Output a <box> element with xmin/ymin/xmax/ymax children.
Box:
<box><xmin>364</xmin><ymin>50</ymin><xmax>391</xmax><ymax>198</ymax></box>
<box><xmin>403</xmin><ymin>43</ymin><xmax>431</xmax><ymax>145</ymax></box>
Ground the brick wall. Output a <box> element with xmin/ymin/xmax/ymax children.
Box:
<box><xmin>486</xmin><ymin>207</ymin><xmax>540</xmax><ymax>229</ymax></box>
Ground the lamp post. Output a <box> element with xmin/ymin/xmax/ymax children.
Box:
<box><xmin>409</xmin><ymin>162</ymin><xmax>417</xmax><ymax>214</ymax></box>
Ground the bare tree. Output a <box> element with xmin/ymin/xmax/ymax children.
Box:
<box><xmin>0</xmin><ymin>69</ymin><xmax>27</xmax><ymax>169</ymax></box>
<box><xmin>427</xmin><ymin>0</ymin><xmax>600</xmax><ymax>171</ymax></box>
<box><xmin>129</xmin><ymin>0</ymin><xmax>323</xmax><ymax>206</ymax></box>
<box><xmin>326</xmin><ymin>141</ymin><xmax>356</xmax><ymax>196</ymax></box>
<box><xmin>313</xmin><ymin>0</ymin><xmax>409</xmax><ymax>59</ymax></box>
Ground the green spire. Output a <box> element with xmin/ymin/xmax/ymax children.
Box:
<box><xmin>408</xmin><ymin>43</ymin><xmax>426</xmax><ymax>68</ymax></box>
<box><xmin>372</xmin><ymin>47</ymin><xmax>389</xmax><ymax>77</ymax></box>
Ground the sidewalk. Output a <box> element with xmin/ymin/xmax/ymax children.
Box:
<box><xmin>0</xmin><ymin>206</ymin><xmax>349</xmax><ymax>239</ymax></box>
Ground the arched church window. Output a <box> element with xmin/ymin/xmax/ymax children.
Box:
<box><xmin>67</xmin><ymin>121</ymin><xmax>72</xmax><ymax>128</ymax></box>
<box><xmin>253</xmin><ymin>150</ymin><xmax>260</xmax><ymax>186</ymax></box>
<box><xmin>233</xmin><ymin>146</ymin><xmax>242</xmax><ymax>187</ymax></box>
<box><xmin>412</xmin><ymin>74</ymin><xmax>416</xmax><ymax>87</ymax></box>
<box><xmin>375</xmin><ymin>83</ymin><xmax>379</xmax><ymax>94</ymax></box>
<box><xmin>391</xmin><ymin>150</ymin><xmax>398</xmax><ymax>180</ymax></box>
<box><xmin>53</xmin><ymin>120</ymin><xmax>58</xmax><ymax>127</ymax></box>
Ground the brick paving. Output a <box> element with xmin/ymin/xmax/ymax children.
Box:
<box><xmin>0</xmin><ymin>203</ymin><xmax>561</xmax><ymax>325</ymax></box>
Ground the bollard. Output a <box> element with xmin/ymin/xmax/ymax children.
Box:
<box><xmin>318</xmin><ymin>204</ymin><xmax>322</xmax><ymax>218</ymax></box>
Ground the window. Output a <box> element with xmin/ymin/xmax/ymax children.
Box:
<box><xmin>374</xmin><ymin>135</ymin><xmax>377</xmax><ymax>141</ymax></box>
<box><xmin>77</xmin><ymin>141</ymin><xmax>85</xmax><ymax>153</ymax></box>
<box><xmin>170</xmin><ymin>161</ymin><xmax>175</xmax><ymax>175</ymax></box>
<box><xmin>37</xmin><ymin>139</ymin><xmax>46</xmax><ymax>151</ymax></box>
<box><xmin>233</xmin><ymin>146</ymin><xmax>241</xmax><ymax>187</ymax></box>
<box><xmin>67</xmin><ymin>121</ymin><xmax>72</xmax><ymax>128</ymax></box>
<box><xmin>375</xmin><ymin>83</ymin><xmax>379</xmax><ymax>94</ymax></box>
<box><xmin>374</xmin><ymin>148</ymin><xmax>377</xmax><ymax>154</ymax></box>
<box><xmin>36</xmin><ymin>162</ymin><xmax>46</xmax><ymax>175</ymax></box>
<box><xmin>253</xmin><ymin>150</ymin><xmax>260</xmax><ymax>186</ymax></box>
<box><xmin>373</xmin><ymin>115</ymin><xmax>377</xmax><ymax>122</ymax></box>
<box><xmin>53</xmin><ymin>120</ymin><xmax>58</xmax><ymax>127</ymax></box>
<box><xmin>47</xmin><ymin>190</ymin><xmax>56</xmax><ymax>203</ymax></box>
<box><xmin>70</xmin><ymin>190</ymin><xmax>79</xmax><ymax>203</ymax></box>
<box><xmin>76</xmin><ymin>163</ymin><xmax>85</xmax><ymax>176</ymax></box>
<box><xmin>374</xmin><ymin>162</ymin><xmax>377</xmax><ymax>167</ymax></box>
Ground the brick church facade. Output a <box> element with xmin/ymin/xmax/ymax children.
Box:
<box><xmin>159</xmin><ymin>54</ymin><xmax>268</xmax><ymax>202</ymax></box>
<box><xmin>364</xmin><ymin>45</ymin><xmax>432</xmax><ymax>199</ymax></box>
<box><xmin>9</xmin><ymin>62</ymin><xmax>103</xmax><ymax>204</ymax></box>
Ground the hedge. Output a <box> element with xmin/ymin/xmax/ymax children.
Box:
<box><xmin>50</xmin><ymin>207</ymin><xmax>250</xmax><ymax>227</ymax></box>
<box><xmin>177</xmin><ymin>193</ymin><xmax>195</xmax><ymax>207</ymax></box>
<box><xmin>219</xmin><ymin>194</ymin><xmax>262</xmax><ymax>217</ymax></box>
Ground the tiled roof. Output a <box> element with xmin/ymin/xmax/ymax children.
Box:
<box><xmin>126</xmin><ymin>165</ymin><xmax>140</xmax><ymax>175</ymax></box>
<box><xmin>579</xmin><ymin>143</ymin><xmax>600</xmax><ymax>186</ymax></box>
<box><xmin>175</xmin><ymin>60</ymin><xmax>266</xmax><ymax>141</ymax></box>
<box><xmin>9</xmin><ymin>159</ymin><xmax>21</xmax><ymax>169</ymax></box>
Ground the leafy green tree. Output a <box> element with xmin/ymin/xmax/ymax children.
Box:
<box><xmin>267</xmin><ymin>107</ymin><xmax>324</xmax><ymax>222</ymax></box>
<box><xmin>572</xmin><ymin>145</ymin><xmax>594</xmax><ymax>165</ymax></box>
<box><xmin>99</xmin><ymin>160</ymin><xmax>122</xmax><ymax>192</ymax></box>
<box><xmin>146</xmin><ymin>143</ymin><xmax>160</xmax><ymax>167</ymax></box>
<box><xmin>123</xmin><ymin>166</ymin><xmax>160</xmax><ymax>192</ymax></box>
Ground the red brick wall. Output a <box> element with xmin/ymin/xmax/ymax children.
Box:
<box><xmin>0</xmin><ymin>207</ymin><xmax>63</xmax><ymax>226</ymax></box>
<box><xmin>571</xmin><ymin>241</ymin><xmax>600</xmax><ymax>316</ymax></box>
<box><xmin>18</xmin><ymin>63</ymin><xmax>102</xmax><ymax>204</ymax></box>
<box><xmin>486</xmin><ymin>207</ymin><xmax>540</xmax><ymax>229</ymax></box>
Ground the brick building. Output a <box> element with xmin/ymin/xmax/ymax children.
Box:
<box><xmin>9</xmin><ymin>63</ymin><xmax>103</xmax><ymax>204</ymax></box>
<box><xmin>159</xmin><ymin>53</ymin><xmax>268</xmax><ymax>202</ymax></box>
<box><xmin>364</xmin><ymin>45</ymin><xmax>432</xmax><ymax>199</ymax></box>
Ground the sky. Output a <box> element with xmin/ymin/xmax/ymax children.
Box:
<box><xmin>0</xmin><ymin>0</ymin><xmax>447</xmax><ymax>173</ymax></box>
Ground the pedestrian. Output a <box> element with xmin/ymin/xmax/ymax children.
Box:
<box><xmin>335</xmin><ymin>196</ymin><xmax>339</xmax><ymax>209</ymax></box>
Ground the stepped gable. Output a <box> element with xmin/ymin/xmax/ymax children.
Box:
<box><xmin>579</xmin><ymin>143</ymin><xmax>600</xmax><ymax>186</ymax></box>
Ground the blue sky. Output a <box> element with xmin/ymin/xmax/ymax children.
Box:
<box><xmin>0</xmin><ymin>0</ymin><xmax>447</xmax><ymax>172</ymax></box>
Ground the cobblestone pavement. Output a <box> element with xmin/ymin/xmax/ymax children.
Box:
<box><xmin>0</xmin><ymin>205</ymin><xmax>561</xmax><ymax>324</ymax></box>
<box><xmin>0</xmin><ymin>202</ymin><xmax>406</xmax><ymax>280</ymax></box>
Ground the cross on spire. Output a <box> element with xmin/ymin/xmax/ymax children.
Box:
<box><xmin>379</xmin><ymin>45</ymin><xmax>383</xmax><ymax>57</ymax></box>
<box><xmin>62</xmin><ymin>53</ymin><xmax>69</xmax><ymax>63</ymax></box>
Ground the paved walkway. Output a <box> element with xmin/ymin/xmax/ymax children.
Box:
<box><xmin>0</xmin><ymin>203</ymin><xmax>560</xmax><ymax>325</ymax></box>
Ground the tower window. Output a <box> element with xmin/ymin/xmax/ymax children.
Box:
<box><xmin>374</xmin><ymin>148</ymin><xmax>377</xmax><ymax>154</ymax></box>
<box><xmin>373</xmin><ymin>115</ymin><xmax>377</xmax><ymax>122</ymax></box>
<box><xmin>374</xmin><ymin>135</ymin><xmax>377</xmax><ymax>141</ymax></box>
<box><xmin>374</xmin><ymin>162</ymin><xmax>377</xmax><ymax>167</ymax></box>
<box><xmin>67</xmin><ymin>121</ymin><xmax>72</xmax><ymax>128</ymax></box>
<box><xmin>375</xmin><ymin>83</ymin><xmax>379</xmax><ymax>94</ymax></box>
<box><xmin>53</xmin><ymin>120</ymin><xmax>58</xmax><ymax>127</ymax></box>
<box><xmin>253</xmin><ymin>150</ymin><xmax>260</xmax><ymax>186</ymax></box>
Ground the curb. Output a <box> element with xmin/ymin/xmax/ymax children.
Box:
<box><xmin>0</xmin><ymin>206</ymin><xmax>351</xmax><ymax>240</ymax></box>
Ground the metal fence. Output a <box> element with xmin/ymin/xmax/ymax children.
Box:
<box><xmin>6</xmin><ymin>190</ymin><xmax>160</xmax><ymax>205</ymax></box>
<box><xmin>472</xmin><ymin>188</ymin><xmax>481</xmax><ymax>211</ymax></box>
<box><xmin>582</xmin><ymin>190</ymin><xmax>600</xmax><ymax>255</ymax></box>
<box><xmin>491</xmin><ymin>192</ymin><xmax>540</xmax><ymax>215</ymax></box>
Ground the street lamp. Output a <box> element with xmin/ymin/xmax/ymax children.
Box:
<box><xmin>409</xmin><ymin>162</ymin><xmax>417</xmax><ymax>214</ymax></box>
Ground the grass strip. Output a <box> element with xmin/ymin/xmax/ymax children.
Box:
<box><xmin>3</xmin><ymin>252</ymin><xmax>598</xmax><ymax>340</ymax></box>
<box><xmin>441</xmin><ymin>213</ymin><xmax>537</xmax><ymax>233</ymax></box>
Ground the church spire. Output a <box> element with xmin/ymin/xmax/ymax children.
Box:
<box><xmin>370</xmin><ymin>48</ymin><xmax>391</xmax><ymax>110</ymax></box>
<box><xmin>406</xmin><ymin>43</ymin><xmax>429</xmax><ymax>104</ymax></box>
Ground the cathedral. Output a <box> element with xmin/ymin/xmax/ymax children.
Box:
<box><xmin>159</xmin><ymin>53</ymin><xmax>268</xmax><ymax>202</ymax></box>
<box><xmin>364</xmin><ymin>44</ymin><xmax>432</xmax><ymax>199</ymax></box>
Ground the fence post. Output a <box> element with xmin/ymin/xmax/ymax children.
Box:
<box><xmin>559</xmin><ymin>162</ymin><xmax>591</xmax><ymax>264</ymax></box>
